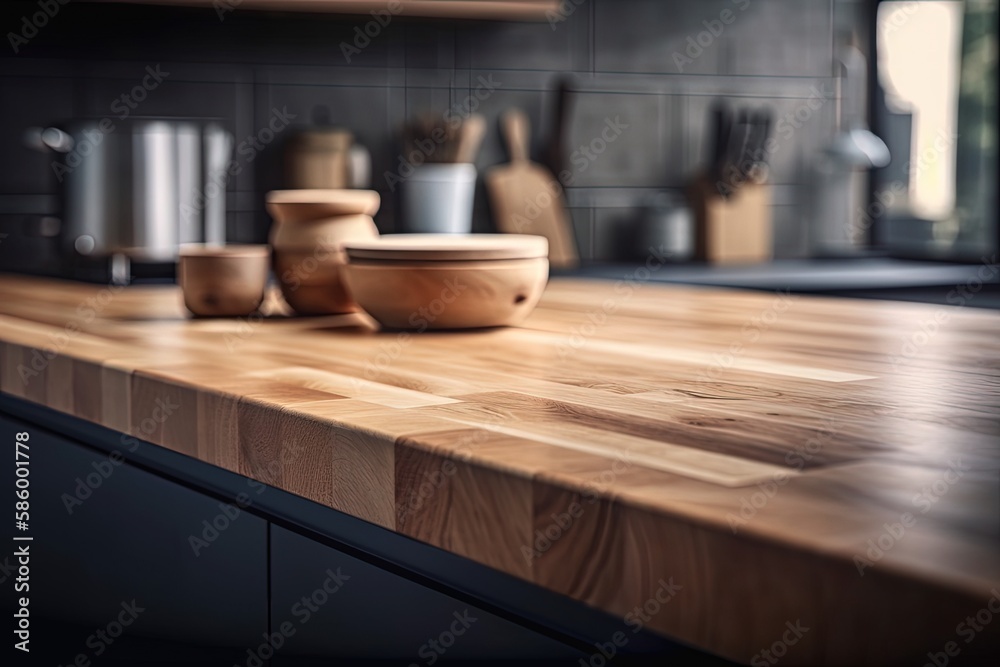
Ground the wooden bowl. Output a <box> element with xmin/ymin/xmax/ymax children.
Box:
<box><xmin>179</xmin><ymin>244</ymin><xmax>270</xmax><ymax>317</ymax></box>
<box><xmin>342</xmin><ymin>234</ymin><xmax>549</xmax><ymax>330</ymax></box>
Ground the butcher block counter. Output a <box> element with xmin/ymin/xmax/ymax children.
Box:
<box><xmin>1</xmin><ymin>273</ymin><xmax>998</xmax><ymax>664</ymax></box>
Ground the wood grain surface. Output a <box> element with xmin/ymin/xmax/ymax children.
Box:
<box><xmin>1</xmin><ymin>274</ymin><xmax>998</xmax><ymax>665</ymax></box>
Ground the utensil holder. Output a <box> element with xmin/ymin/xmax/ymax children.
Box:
<box><xmin>401</xmin><ymin>164</ymin><xmax>477</xmax><ymax>234</ymax></box>
<box><xmin>688</xmin><ymin>174</ymin><xmax>772</xmax><ymax>264</ymax></box>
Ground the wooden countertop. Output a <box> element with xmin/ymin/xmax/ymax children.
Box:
<box><xmin>1</xmin><ymin>274</ymin><xmax>998</xmax><ymax>664</ymax></box>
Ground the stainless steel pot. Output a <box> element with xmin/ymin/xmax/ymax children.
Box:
<box><xmin>32</xmin><ymin>118</ymin><xmax>233</xmax><ymax>262</ymax></box>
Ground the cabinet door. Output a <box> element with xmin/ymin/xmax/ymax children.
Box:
<box><xmin>2</xmin><ymin>415</ymin><xmax>268</xmax><ymax>663</ymax></box>
<box><xmin>269</xmin><ymin>525</ymin><xmax>587</xmax><ymax>664</ymax></box>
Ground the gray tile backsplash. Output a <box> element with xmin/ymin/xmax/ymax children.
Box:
<box><xmin>0</xmin><ymin>0</ymin><xmax>852</xmax><ymax>259</ymax></box>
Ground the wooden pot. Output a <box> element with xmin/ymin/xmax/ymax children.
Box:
<box><xmin>266</xmin><ymin>190</ymin><xmax>380</xmax><ymax>315</ymax></box>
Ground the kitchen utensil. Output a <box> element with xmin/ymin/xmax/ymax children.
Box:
<box><xmin>825</xmin><ymin>43</ymin><xmax>890</xmax><ymax>169</ymax></box>
<box><xmin>812</xmin><ymin>40</ymin><xmax>891</xmax><ymax>256</ymax></box>
<box><xmin>708</xmin><ymin>101</ymin><xmax>732</xmax><ymax>195</ymax></box>
<box><xmin>178</xmin><ymin>244</ymin><xmax>269</xmax><ymax>317</ymax></box>
<box><xmin>403</xmin><ymin>114</ymin><xmax>458</xmax><ymax>164</ymax></box>
<box><xmin>266</xmin><ymin>189</ymin><xmax>380</xmax><ymax>315</ymax></box>
<box><xmin>30</xmin><ymin>117</ymin><xmax>232</xmax><ymax>263</ymax></box>
<box><xmin>826</xmin><ymin>129</ymin><xmax>891</xmax><ymax>168</ymax></box>
<box><xmin>285</xmin><ymin>128</ymin><xmax>354</xmax><ymax>190</ymax></box>
<box><xmin>629</xmin><ymin>193</ymin><xmax>694</xmax><ymax>261</ymax></box>
<box><xmin>485</xmin><ymin>109</ymin><xmax>578</xmax><ymax>269</ymax></box>
<box><xmin>401</xmin><ymin>163</ymin><xmax>478</xmax><ymax>234</ymax></box>
<box><xmin>543</xmin><ymin>76</ymin><xmax>575</xmax><ymax>178</ymax></box>
<box><xmin>728</xmin><ymin>109</ymin><xmax>753</xmax><ymax>190</ymax></box>
<box><xmin>342</xmin><ymin>234</ymin><xmax>549</xmax><ymax>330</ymax></box>
<box><xmin>399</xmin><ymin>114</ymin><xmax>484</xmax><ymax>234</ymax></box>
<box><xmin>402</xmin><ymin>113</ymin><xmax>487</xmax><ymax>165</ymax></box>
<box><xmin>748</xmin><ymin>108</ymin><xmax>774</xmax><ymax>183</ymax></box>
<box><xmin>454</xmin><ymin>114</ymin><xmax>487</xmax><ymax>164</ymax></box>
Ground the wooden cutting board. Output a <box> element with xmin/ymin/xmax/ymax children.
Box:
<box><xmin>485</xmin><ymin>109</ymin><xmax>578</xmax><ymax>268</ymax></box>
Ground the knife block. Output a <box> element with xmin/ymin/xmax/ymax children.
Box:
<box><xmin>688</xmin><ymin>175</ymin><xmax>772</xmax><ymax>264</ymax></box>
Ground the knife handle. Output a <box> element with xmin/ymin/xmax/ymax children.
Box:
<box><xmin>709</xmin><ymin>101</ymin><xmax>731</xmax><ymax>195</ymax></box>
<box><xmin>502</xmin><ymin>109</ymin><xmax>531</xmax><ymax>163</ymax></box>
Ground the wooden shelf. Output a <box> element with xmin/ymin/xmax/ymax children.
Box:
<box><xmin>91</xmin><ymin>0</ymin><xmax>561</xmax><ymax>21</ymax></box>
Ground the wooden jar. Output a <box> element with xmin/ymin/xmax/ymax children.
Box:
<box><xmin>266</xmin><ymin>190</ymin><xmax>380</xmax><ymax>315</ymax></box>
<box><xmin>284</xmin><ymin>129</ymin><xmax>353</xmax><ymax>190</ymax></box>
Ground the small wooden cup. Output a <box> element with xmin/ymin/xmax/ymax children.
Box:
<box><xmin>178</xmin><ymin>244</ymin><xmax>270</xmax><ymax>317</ymax></box>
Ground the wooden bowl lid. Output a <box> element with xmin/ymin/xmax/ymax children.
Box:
<box><xmin>344</xmin><ymin>234</ymin><xmax>549</xmax><ymax>262</ymax></box>
<box><xmin>266</xmin><ymin>189</ymin><xmax>380</xmax><ymax>216</ymax></box>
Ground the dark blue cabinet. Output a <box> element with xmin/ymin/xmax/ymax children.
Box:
<box><xmin>3</xmin><ymin>415</ymin><xmax>269</xmax><ymax>665</ymax></box>
<box><xmin>269</xmin><ymin>525</ymin><xmax>587</xmax><ymax>664</ymax></box>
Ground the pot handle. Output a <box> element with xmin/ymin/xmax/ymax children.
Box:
<box><xmin>23</xmin><ymin>126</ymin><xmax>74</xmax><ymax>153</ymax></box>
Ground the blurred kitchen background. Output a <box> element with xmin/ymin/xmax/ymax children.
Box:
<box><xmin>0</xmin><ymin>0</ymin><xmax>996</xmax><ymax>302</ymax></box>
